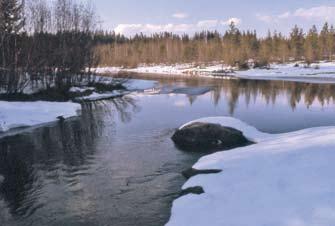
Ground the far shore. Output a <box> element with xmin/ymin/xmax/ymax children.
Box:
<box><xmin>95</xmin><ymin>61</ymin><xmax>335</xmax><ymax>84</ymax></box>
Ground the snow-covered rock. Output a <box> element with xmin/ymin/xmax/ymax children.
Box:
<box><xmin>0</xmin><ymin>101</ymin><xmax>81</xmax><ymax>133</ymax></box>
<box><xmin>167</xmin><ymin>116</ymin><xmax>335</xmax><ymax>226</ymax></box>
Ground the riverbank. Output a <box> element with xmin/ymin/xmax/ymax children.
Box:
<box><xmin>0</xmin><ymin>78</ymin><xmax>158</xmax><ymax>136</ymax></box>
<box><xmin>96</xmin><ymin>61</ymin><xmax>335</xmax><ymax>84</ymax></box>
<box><xmin>167</xmin><ymin>117</ymin><xmax>335</xmax><ymax>226</ymax></box>
<box><xmin>0</xmin><ymin>101</ymin><xmax>81</xmax><ymax>133</ymax></box>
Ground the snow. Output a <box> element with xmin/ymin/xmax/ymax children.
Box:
<box><xmin>96</xmin><ymin>62</ymin><xmax>335</xmax><ymax>83</ymax></box>
<box><xmin>95</xmin><ymin>63</ymin><xmax>235</xmax><ymax>79</ymax></box>
<box><xmin>235</xmin><ymin>62</ymin><xmax>335</xmax><ymax>83</ymax></box>
<box><xmin>69</xmin><ymin>86</ymin><xmax>95</xmax><ymax>93</ymax></box>
<box><xmin>167</xmin><ymin>116</ymin><xmax>335</xmax><ymax>226</ymax></box>
<box><xmin>0</xmin><ymin>101</ymin><xmax>81</xmax><ymax>133</ymax></box>
<box><xmin>74</xmin><ymin>91</ymin><xmax>128</xmax><ymax>101</ymax></box>
<box><xmin>93</xmin><ymin>67</ymin><xmax>121</xmax><ymax>74</ymax></box>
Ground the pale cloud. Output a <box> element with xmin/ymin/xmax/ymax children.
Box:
<box><xmin>114</xmin><ymin>17</ymin><xmax>242</xmax><ymax>36</ymax></box>
<box><xmin>293</xmin><ymin>6</ymin><xmax>335</xmax><ymax>21</ymax></box>
<box><xmin>278</xmin><ymin>11</ymin><xmax>291</xmax><ymax>19</ymax></box>
<box><xmin>172</xmin><ymin>12</ymin><xmax>189</xmax><ymax>19</ymax></box>
<box><xmin>222</xmin><ymin>17</ymin><xmax>242</xmax><ymax>25</ymax></box>
<box><xmin>256</xmin><ymin>14</ymin><xmax>274</xmax><ymax>23</ymax></box>
<box><xmin>197</xmin><ymin>20</ymin><xmax>220</xmax><ymax>28</ymax></box>
<box><xmin>257</xmin><ymin>5</ymin><xmax>335</xmax><ymax>23</ymax></box>
<box><xmin>114</xmin><ymin>23</ymin><xmax>193</xmax><ymax>35</ymax></box>
<box><xmin>114</xmin><ymin>24</ymin><xmax>143</xmax><ymax>35</ymax></box>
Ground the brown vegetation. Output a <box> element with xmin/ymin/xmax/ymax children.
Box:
<box><xmin>95</xmin><ymin>23</ymin><xmax>335</xmax><ymax>68</ymax></box>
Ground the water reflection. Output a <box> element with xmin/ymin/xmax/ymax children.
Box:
<box><xmin>0</xmin><ymin>95</ymin><xmax>138</xmax><ymax>225</ymax></box>
<box><xmin>142</xmin><ymin>75</ymin><xmax>335</xmax><ymax>114</ymax></box>
<box><xmin>210</xmin><ymin>79</ymin><xmax>335</xmax><ymax>113</ymax></box>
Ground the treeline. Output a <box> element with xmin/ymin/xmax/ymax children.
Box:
<box><xmin>95</xmin><ymin>23</ymin><xmax>335</xmax><ymax>68</ymax></box>
<box><xmin>0</xmin><ymin>0</ymin><xmax>101</xmax><ymax>94</ymax></box>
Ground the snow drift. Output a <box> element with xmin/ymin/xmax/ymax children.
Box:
<box><xmin>167</xmin><ymin>117</ymin><xmax>335</xmax><ymax>226</ymax></box>
<box><xmin>0</xmin><ymin>101</ymin><xmax>81</xmax><ymax>133</ymax></box>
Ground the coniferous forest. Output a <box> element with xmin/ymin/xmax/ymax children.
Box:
<box><xmin>96</xmin><ymin>23</ymin><xmax>335</xmax><ymax>67</ymax></box>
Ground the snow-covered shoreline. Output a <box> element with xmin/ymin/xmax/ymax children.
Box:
<box><xmin>0</xmin><ymin>79</ymin><xmax>159</xmax><ymax>136</ymax></box>
<box><xmin>167</xmin><ymin>117</ymin><xmax>335</xmax><ymax>226</ymax></box>
<box><xmin>0</xmin><ymin>101</ymin><xmax>81</xmax><ymax>134</ymax></box>
<box><xmin>96</xmin><ymin>61</ymin><xmax>335</xmax><ymax>83</ymax></box>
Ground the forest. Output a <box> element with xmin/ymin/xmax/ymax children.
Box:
<box><xmin>96</xmin><ymin>23</ymin><xmax>335</xmax><ymax>68</ymax></box>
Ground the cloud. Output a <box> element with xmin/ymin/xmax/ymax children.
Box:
<box><xmin>114</xmin><ymin>24</ymin><xmax>143</xmax><ymax>35</ymax></box>
<box><xmin>197</xmin><ymin>20</ymin><xmax>220</xmax><ymax>28</ymax></box>
<box><xmin>256</xmin><ymin>14</ymin><xmax>274</xmax><ymax>23</ymax></box>
<box><xmin>277</xmin><ymin>11</ymin><xmax>291</xmax><ymax>19</ymax></box>
<box><xmin>114</xmin><ymin>18</ymin><xmax>242</xmax><ymax>36</ymax></box>
<box><xmin>114</xmin><ymin>23</ymin><xmax>193</xmax><ymax>36</ymax></box>
<box><xmin>172</xmin><ymin>12</ymin><xmax>189</xmax><ymax>19</ymax></box>
<box><xmin>257</xmin><ymin>5</ymin><xmax>335</xmax><ymax>23</ymax></box>
<box><xmin>222</xmin><ymin>17</ymin><xmax>242</xmax><ymax>25</ymax></box>
<box><xmin>293</xmin><ymin>6</ymin><xmax>335</xmax><ymax>21</ymax></box>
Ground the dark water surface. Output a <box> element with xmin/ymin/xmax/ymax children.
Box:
<box><xmin>1</xmin><ymin>76</ymin><xmax>335</xmax><ymax>226</ymax></box>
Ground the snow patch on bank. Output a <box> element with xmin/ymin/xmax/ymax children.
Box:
<box><xmin>0</xmin><ymin>101</ymin><xmax>81</xmax><ymax>133</ymax></box>
<box><xmin>236</xmin><ymin>62</ymin><xmax>335</xmax><ymax>83</ymax></box>
<box><xmin>97</xmin><ymin>62</ymin><xmax>335</xmax><ymax>83</ymax></box>
<box><xmin>75</xmin><ymin>91</ymin><xmax>127</xmax><ymax>101</ymax></box>
<box><xmin>96</xmin><ymin>63</ymin><xmax>234</xmax><ymax>78</ymax></box>
<box><xmin>167</xmin><ymin>116</ymin><xmax>335</xmax><ymax>226</ymax></box>
<box><xmin>69</xmin><ymin>86</ymin><xmax>95</xmax><ymax>93</ymax></box>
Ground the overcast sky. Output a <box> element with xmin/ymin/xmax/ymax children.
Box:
<box><xmin>94</xmin><ymin>0</ymin><xmax>335</xmax><ymax>36</ymax></box>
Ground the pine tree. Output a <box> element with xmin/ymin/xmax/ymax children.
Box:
<box><xmin>304</xmin><ymin>25</ymin><xmax>319</xmax><ymax>64</ymax></box>
<box><xmin>319</xmin><ymin>22</ymin><xmax>329</xmax><ymax>60</ymax></box>
<box><xmin>290</xmin><ymin>25</ymin><xmax>304</xmax><ymax>60</ymax></box>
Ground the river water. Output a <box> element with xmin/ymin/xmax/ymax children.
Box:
<box><xmin>1</xmin><ymin>76</ymin><xmax>335</xmax><ymax>226</ymax></box>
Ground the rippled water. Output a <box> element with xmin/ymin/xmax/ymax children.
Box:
<box><xmin>1</xmin><ymin>76</ymin><xmax>335</xmax><ymax>226</ymax></box>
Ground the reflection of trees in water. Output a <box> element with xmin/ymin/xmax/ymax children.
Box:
<box><xmin>136</xmin><ymin>75</ymin><xmax>335</xmax><ymax>114</ymax></box>
<box><xmin>210</xmin><ymin>79</ymin><xmax>335</xmax><ymax>114</ymax></box>
<box><xmin>138</xmin><ymin>74</ymin><xmax>335</xmax><ymax>113</ymax></box>
<box><xmin>0</xmin><ymin>95</ymin><xmax>138</xmax><ymax>220</ymax></box>
<box><xmin>222</xmin><ymin>80</ymin><xmax>335</xmax><ymax>112</ymax></box>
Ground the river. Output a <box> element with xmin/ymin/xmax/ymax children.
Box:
<box><xmin>1</xmin><ymin>76</ymin><xmax>335</xmax><ymax>226</ymax></box>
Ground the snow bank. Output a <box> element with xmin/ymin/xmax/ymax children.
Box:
<box><xmin>96</xmin><ymin>63</ymin><xmax>235</xmax><ymax>78</ymax></box>
<box><xmin>235</xmin><ymin>62</ymin><xmax>335</xmax><ymax>83</ymax></box>
<box><xmin>0</xmin><ymin>101</ymin><xmax>81</xmax><ymax>133</ymax></box>
<box><xmin>74</xmin><ymin>91</ymin><xmax>127</xmax><ymax>101</ymax></box>
<box><xmin>167</xmin><ymin>117</ymin><xmax>335</xmax><ymax>226</ymax></box>
<box><xmin>97</xmin><ymin>62</ymin><xmax>335</xmax><ymax>83</ymax></box>
<box><xmin>69</xmin><ymin>86</ymin><xmax>95</xmax><ymax>93</ymax></box>
<box><xmin>94</xmin><ymin>67</ymin><xmax>121</xmax><ymax>74</ymax></box>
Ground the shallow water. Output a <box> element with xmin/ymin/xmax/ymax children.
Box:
<box><xmin>1</xmin><ymin>76</ymin><xmax>335</xmax><ymax>226</ymax></box>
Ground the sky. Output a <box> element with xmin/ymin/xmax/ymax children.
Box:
<box><xmin>94</xmin><ymin>0</ymin><xmax>335</xmax><ymax>37</ymax></box>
